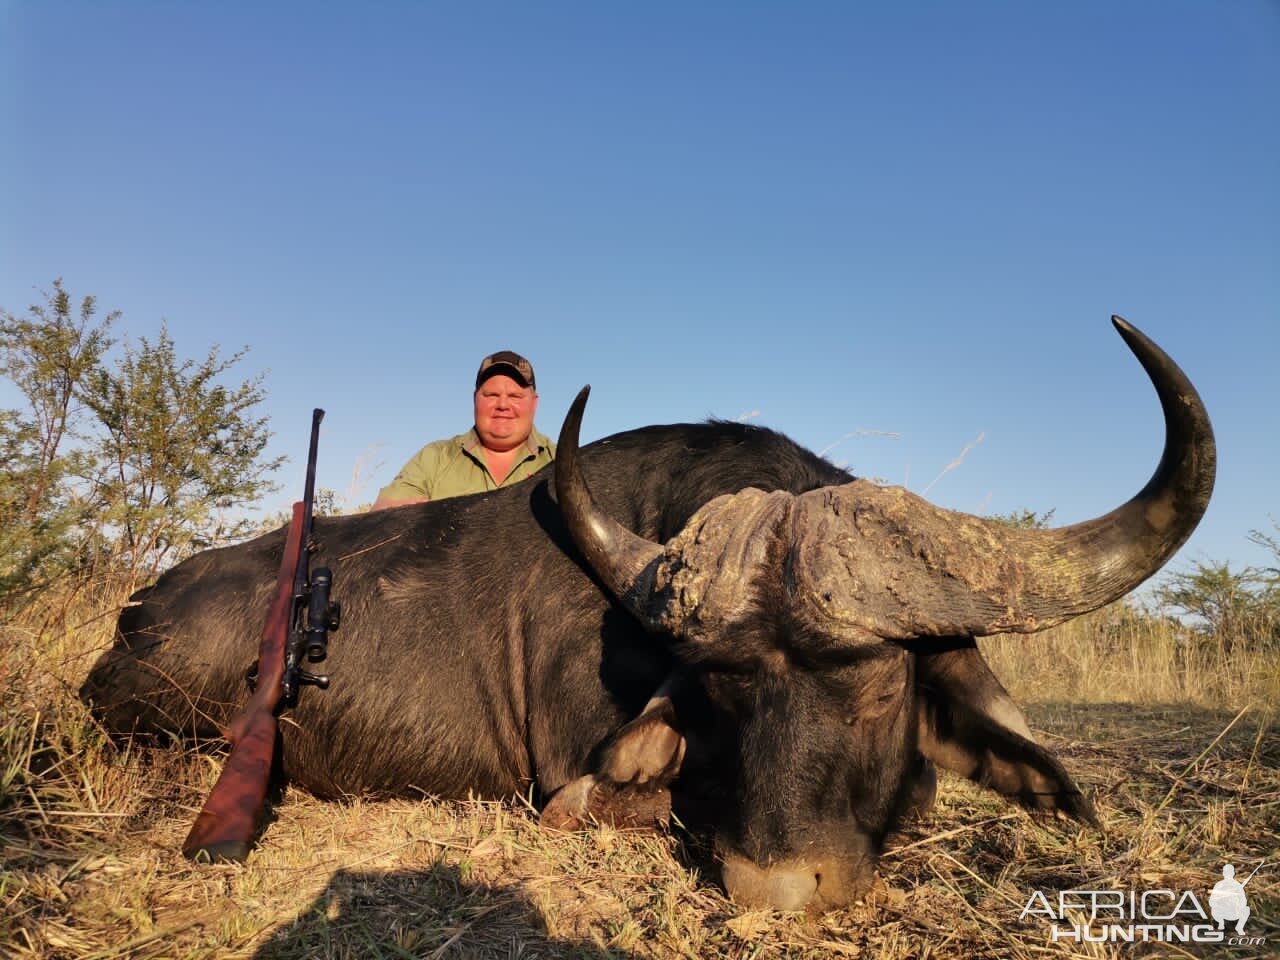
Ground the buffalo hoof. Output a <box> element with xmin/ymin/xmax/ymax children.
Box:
<box><xmin>540</xmin><ymin>774</ymin><xmax>671</xmax><ymax>831</ymax></box>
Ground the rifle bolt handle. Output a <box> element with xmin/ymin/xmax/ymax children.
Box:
<box><xmin>298</xmin><ymin>669</ymin><xmax>330</xmax><ymax>690</ymax></box>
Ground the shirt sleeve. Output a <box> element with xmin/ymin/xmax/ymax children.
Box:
<box><xmin>376</xmin><ymin>441</ymin><xmax>446</xmax><ymax>501</ymax></box>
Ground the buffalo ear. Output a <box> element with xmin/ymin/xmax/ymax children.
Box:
<box><xmin>592</xmin><ymin>694</ymin><xmax>687</xmax><ymax>788</ymax></box>
<box><xmin>914</xmin><ymin>643</ymin><xmax>1099</xmax><ymax>826</ymax></box>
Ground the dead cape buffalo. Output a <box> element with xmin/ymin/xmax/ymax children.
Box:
<box><xmin>82</xmin><ymin>317</ymin><xmax>1213</xmax><ymax>910</ymax></box>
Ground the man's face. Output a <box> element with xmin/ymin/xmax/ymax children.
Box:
<box><xmin>474</xmin><ymin>374</ymin><xmax>538</xmax><ymax>452</ymax></box>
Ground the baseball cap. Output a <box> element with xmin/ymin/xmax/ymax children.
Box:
<box><xmin>475</xmin><ymin>350</ymin><xmax>536</xmax><ymax>390</ymax></box>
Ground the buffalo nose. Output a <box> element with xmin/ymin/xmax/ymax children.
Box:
<box><xmin>721</xmin><ymin>854</ymin><xmax>818</xmax><ymax>911</ymax></box>
<box><xmin>718</xmin><ymin>842</ymin><xmax>875</xmax><ymax>911</ymax></box>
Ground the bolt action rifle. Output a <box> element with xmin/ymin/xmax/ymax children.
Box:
<box><xmin>182</xmin><ymin>408</ymin><xmax>341</xmax><ymax>862</ymax></box>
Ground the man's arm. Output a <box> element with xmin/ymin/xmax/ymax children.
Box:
<box><xmin>371</xmin><ymin>441</ymin><xmax>440</xmax><ymax>511</ymax></box>
<box><xmin>371</xmin><ymin>491</ymin><xmax>429</xmax><ymax>511</ymax></box>
<box><xmin>371</xmin><ymin>437</ymin><xmax>460</xmax><ymax>512</ymax></box>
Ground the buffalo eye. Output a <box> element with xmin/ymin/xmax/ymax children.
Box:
<box><xmin>844</xmin><ymin>689</ymin><xmax>905</xmax><ymax>728</ymax></box>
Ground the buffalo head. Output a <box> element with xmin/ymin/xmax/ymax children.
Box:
<box><xmin>553</xmin><ymin>317</ymin><xmax>1214</xmax><ymax>910</ymax></box>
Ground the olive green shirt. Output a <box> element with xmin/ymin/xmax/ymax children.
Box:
<box><xmin>377</xmin><ymin>428</ymin><xmax>555</xmax><ymax>502</ymax></box>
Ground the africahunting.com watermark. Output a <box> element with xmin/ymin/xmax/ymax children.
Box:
<box><xmin>1020</xmin><ymin>861</ymin><xmax>1267</xmax><ymax>946</ymax></box>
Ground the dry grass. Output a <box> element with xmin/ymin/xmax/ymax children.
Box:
<box><xmin>981</xmin><ymin>605</ymin><xmax>1280</xmax><ymax>709</ymax></box>
<box><xmin>3</xmin><ymin>588</ymin><xmax>1278</xmax><ymax>959</ymax></box>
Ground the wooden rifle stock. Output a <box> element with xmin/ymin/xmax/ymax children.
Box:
<box><xmin>181</xmin><ymin>501</ymin><xmax>306</xmax><ymax>861</ymax></box>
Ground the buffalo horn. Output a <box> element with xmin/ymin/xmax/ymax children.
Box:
<box><xmin>554</xmin><ymin>387</ymin><xmax>668</xmax><ymax>631</ymax></box>
<box><xmin>789</xmin><ymin>316</ymin><xmax>1216</xmax><ymax>638</ymax></box>
<box><xmin>559</xmin><ymin>317</ymin><xmax>1215</xmax><ymax>644</ymax></box>
<box><xmin>975</xmin><ymin>316</ymin><xmax>1216</xmax><ymax>628</ymax></box>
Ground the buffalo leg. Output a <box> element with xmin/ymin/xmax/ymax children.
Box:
<box><xmin>541</xmin><ymin>679</ymin><xmax>685</xmax><ymax>831</ymax></box>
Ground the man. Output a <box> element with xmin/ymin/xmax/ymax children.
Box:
<box><xmin>371</xmin><ymin>350</ymin><xmax>555</xmax><ymax>510</ymax></box>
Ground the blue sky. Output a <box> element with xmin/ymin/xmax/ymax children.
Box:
<box><xmin>2</xmin><ymin>2</ymin><xmax>1277</xmax><ymax>580</ymax></box>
